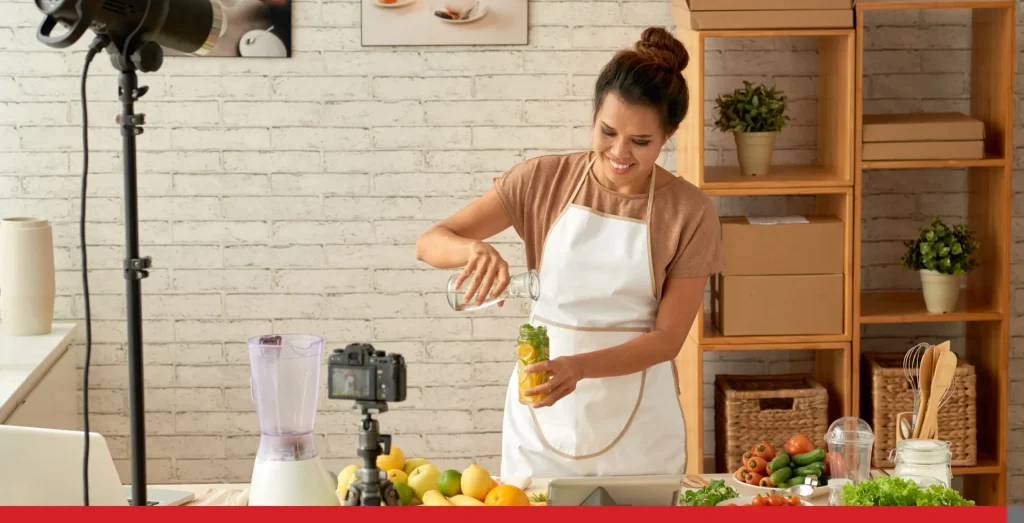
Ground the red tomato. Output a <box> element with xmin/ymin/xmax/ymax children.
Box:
<box><xmin>784</xmin><ymin>434</ymin><xmax>814</xmax><ymax>456</ymax></box>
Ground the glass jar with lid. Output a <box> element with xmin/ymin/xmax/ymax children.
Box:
<box><xmin>890</xmin><ymin>439</ymin><xmax>952</xmax><ymax>488</ymax></box>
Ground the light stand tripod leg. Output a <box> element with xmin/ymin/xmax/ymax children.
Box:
<box><xmin>118</xmin><ymin>68</ymin><xmax>151</xmax><ymax>507</ymax></box>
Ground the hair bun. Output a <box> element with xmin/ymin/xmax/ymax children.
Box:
<box><xmin>635</xmin><ymin>27</ymin><xmax>689</xmax><ymax>73</ymax></box>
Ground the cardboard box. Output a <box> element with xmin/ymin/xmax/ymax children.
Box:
<box><xmin>674</xmin><ymin>0</ymin><xmax>852</xmax><ymax>10</ymax></box>
<box><xmin>862</xmin><ymin>140</ymin><xmax>985</xmax><ymax>161</ymax></box>
<box><xmin>720</xmin><ymin>215</ymin><xmax>844</xmax><ymax>276</ymax></box>
<box><xmin>672</xmin><ymin>6</ymin><xmax>853</xmax><ymax>30</ymax></box>
<box><xmin>862</xmin><ymin>113</ymin><xmax>986</xmax><ymax>143</ymax></box>
<box><xmin>713</xmin><ymin>274</ymin><xmax>844</xmax><ymax>336</ymax></box>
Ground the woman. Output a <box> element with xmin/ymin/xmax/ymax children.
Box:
<box><xmin>415</xmin><ymin>27</ymin><xmax>723</xmax><ymax>479</ymax></box>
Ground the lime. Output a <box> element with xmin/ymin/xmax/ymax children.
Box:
<box><xmin>393</xmin><ymin>481</ymin><xmax>414</xmax><ymax>506</ymax></box>
<box><xmin>437</xmin><ymin>469</ymin><xmax>463</xmax><ymax>497</ymax></box>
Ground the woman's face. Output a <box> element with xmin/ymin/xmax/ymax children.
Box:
<box><xmin>591</xmin><ymin>91</ymin><xmax>671</xmax><ymax>193</ymax></box>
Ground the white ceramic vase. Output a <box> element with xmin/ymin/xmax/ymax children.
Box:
<box><xmin>920</xmin><ymin>269</ymin><xmax>961</xmax><ymax>314</ymax></box>
<box><xmin>0</xmin><ymin>217</ymin><xmax>56</xmax><ymax>336</ymax></box>
<box><xmin>734</xmin><ymin>131</ymin><xmax>778</xmax><ymax>176</ymax></box>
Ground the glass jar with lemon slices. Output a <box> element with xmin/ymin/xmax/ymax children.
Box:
<box><xmin>517</xmin><ymin>324</ymin><xmax>551</xmax><ymax>405</ymax></box>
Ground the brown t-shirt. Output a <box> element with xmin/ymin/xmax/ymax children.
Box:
<box><xmin>493</xmin><ymin>151</ymin><xmax>724</xmax><ymax>299</ymax></box>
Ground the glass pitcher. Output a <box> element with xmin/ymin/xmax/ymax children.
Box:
<box><xmin>447</xmin><ymin>269</ymin><xmax>540</xmax><ymax>312</ymax></box>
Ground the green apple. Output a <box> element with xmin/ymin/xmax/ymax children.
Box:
<box><xmin>403</xmin><ymin>457</ymin><xmax>431</xmax><ymax>476</ymax></box>
<box><xmin>406</xmin><ymin>463</ymin><xmax>441</xmax><ymax>501</ymax></box>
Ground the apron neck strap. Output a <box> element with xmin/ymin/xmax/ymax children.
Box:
<box><xmin>575</xmin><ymin>153</ymin><xmax>657</xmax><ymax>226</ymax></box>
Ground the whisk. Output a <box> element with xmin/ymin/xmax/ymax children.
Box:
<box><xmin>903</xmin><ymin>342</ymin><xmax>930</xmax><ymax>426</ymax></box>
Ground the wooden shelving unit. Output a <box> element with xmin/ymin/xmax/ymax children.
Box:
<box><xmin>851</xmin><ymin>1</ymin><xmax>1015</xmax><ymax>506</ymax></box>
<box><xmin>669</xmin><ymin>1</ymin><xmax>1014</xmax><ymax>505</ymax></box>
<box><xmin>669</xmin><ymin>12</ymin><xmax>857</xmax><ymax>477</ymax></box>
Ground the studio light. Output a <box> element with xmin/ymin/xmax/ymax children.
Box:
<box><xmin>35</xmin><ymin>0</ymin><xmax>225</xmax><ymax>71</ymax></box>
<box><xmin>32</xmin><ymin>0</ymin><xmax>226</xmax><ymax>507</ymax></box>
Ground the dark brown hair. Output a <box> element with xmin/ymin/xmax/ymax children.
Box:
<box><xmin>593</xmin><ymin>27</ymin><xmax>690</xmax><ymax>134</ymax></box>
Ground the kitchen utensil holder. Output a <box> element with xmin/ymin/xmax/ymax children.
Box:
<box><xmin>863</xmin><ymin>353</ymin><xmax>976</xmax><ymax>468</ymax></box>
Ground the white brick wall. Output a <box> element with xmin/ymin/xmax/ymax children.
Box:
<box><xmin>1</xmin><ymin>0</ymin><xmax>1021</xmax><ymax>500</ymax></box>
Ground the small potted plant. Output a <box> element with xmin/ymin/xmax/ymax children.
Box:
<box><xmin>901</xmin><ymin>217</ymin><xmax>979</xmax><ymax>314</ymax></box>
<box><xmin>714</xmin><ymin>81</ymin><xmax>790</xmax><ymax>176</ymax></box>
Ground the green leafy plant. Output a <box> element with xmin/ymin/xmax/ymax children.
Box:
<box><xmin>713</xmin><ymin>81</ymin><xmax>790</xmax><ymax>133</ymax></box>
<box><xmin>901</xmin><ymin>217</ymin><xmax>979</xmax><ymax>275</ymax></box>
<box><xmin>678</xmin><ymin>479</ymin><xmax>739</xmax><ymax>506</ymax></box>
<box><xmin>840</xmin><ymin>476</ymin><xmax>974</xmax><ymax>506</ymax></box>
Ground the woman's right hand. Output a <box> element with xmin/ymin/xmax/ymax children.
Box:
<box><xmin>453</xmin><ymin>240</ymin><xmax>511</xmax><ymax>308</ymax></box>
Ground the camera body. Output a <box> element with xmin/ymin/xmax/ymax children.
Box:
<box><xmin>328</xmin><ymin>343</ymin><xmax>407</xmax><ymax>403</ymax></box>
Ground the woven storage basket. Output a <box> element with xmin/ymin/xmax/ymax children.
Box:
<box><xmin>714</xmin><ymin>374</ymin><xmax>828</xmax><ymax>473</ymax></box>
<box><xmin>863</xmin><ymin>353</ymin><xmax>977</xmax><ymax>467</ymax></box>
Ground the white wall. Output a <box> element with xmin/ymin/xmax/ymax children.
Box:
<box><xmin>0</xmin><ymin>0</ymin><xmax>1020</xmax><ymax>500</ymax></box>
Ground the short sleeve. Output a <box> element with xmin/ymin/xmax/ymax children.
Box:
<box><xmin>667</xmin><ymin>205</ymin><xmax>724</xmax><ymax>279</ymax></box>
<box><xmin>492</xmin><ymin>159</ymin><xmax>537</xmax><ymax>240</ymax></box>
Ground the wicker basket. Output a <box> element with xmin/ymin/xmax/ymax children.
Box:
<box><xmin>714</xmin><ymin>374</ymin><xmax>829</xmax><ymax>473</ymax></box>
<box><xmin>863</xmin><ymin>353</ymin><xmax>977</xmax><ymax>467</ymax></box>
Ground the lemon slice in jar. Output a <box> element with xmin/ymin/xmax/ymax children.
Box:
<box><xmin>517</xmin><ymin>343</ymin><xmax>536</xmax><ymax>363</ymax></box>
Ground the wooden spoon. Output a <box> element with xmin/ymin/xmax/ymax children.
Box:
<box><xmin>912</xmin><ymin>345</ymin><xmax>935</xmax><ymax>438</ymax></box>
<box><xmin>921</xmin><ymin>351</ymin><xmax>957</xmax><ymax>440</ymax></box>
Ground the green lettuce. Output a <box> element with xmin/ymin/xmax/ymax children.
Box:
<box><xmin>840</xmin><ymin>476</ymin><xmax>974</xmax><ymax>506</ymax></box>
<box><xmin>678</xmin><ymin>480</ymin><xmax>739</xmax><ymax>506</ymax></box>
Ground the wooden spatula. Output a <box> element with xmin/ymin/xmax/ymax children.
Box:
<box><xmin>912</xmin><ymin>344</ymin><xmax>935</xmax><ymax>439</ymax></box>
<box><xmin>920</xmin><ymin>350</ymin><xmax>957</xmax><ymax>440</ymax></box>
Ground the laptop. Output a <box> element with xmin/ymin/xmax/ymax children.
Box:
<box><xmin>0</xmin><ymin>425</ymin><xmax>195</xmax><ymax>506</ymax></box>
<box><xmin>546</xmin><ymin>475</ymin><xmax>682</xmax><ymax>506</ymax></box>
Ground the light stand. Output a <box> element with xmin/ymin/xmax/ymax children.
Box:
<box><xmin>345</xmin><ymin>401</ymin><xmax>399</xmax><ymax>506</ymax></box>
<box><xmin>99</xmin><ymin>33</ymin><xmax>163</xmax><ymax>508</ymax></box>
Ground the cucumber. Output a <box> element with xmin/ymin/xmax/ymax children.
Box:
<box><xmin>769</xmin><ymin>466</ymin><xmax>792</xmax><ymax>487</ymax></box>
<box><xmin>768</xmin><ymin>451</ymin><xmax>790</xmax><ymax>472</ymax></box>
<box><xmin>791</xmin><ymin>448</ymin><xmax>826</xmax><ymax>466</ymax></box>
<box><xmin>783</xmin><ymin>476</ymin><xmax>807</xmax><ymax>489</ymax></box>
<box><xmin>794</xmin><ymin>462</ymin><xmax>825</xmax><ymax>477</ymax></box>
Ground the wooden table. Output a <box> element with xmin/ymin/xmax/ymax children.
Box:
<box><xmin>161</xmin><ymin>471</ymin><xmax>891</xmax><ymax>506</ymax></box>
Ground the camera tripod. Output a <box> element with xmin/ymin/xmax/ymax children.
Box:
<box><xmin>344</xmin><ymin>401</ymin><xmax>400</xmax><ymax>506</ymax></box>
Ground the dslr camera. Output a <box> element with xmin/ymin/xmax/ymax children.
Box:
<box><xmin>328</xmin><ymin>343</ymin><xmax>407</xmax><ymax>404</ymax></box>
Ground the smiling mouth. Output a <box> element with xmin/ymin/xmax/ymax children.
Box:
<box><xmin>606</xmin><ymin>156</ymin><xmax>635</xmax><ymax>172</ymax></box>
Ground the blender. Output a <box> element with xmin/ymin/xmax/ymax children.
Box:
<box><xmin>823</xmin><ymin>416</ymin><xmax>875</xmax><ymax>505</ymax></box>
<box><xmin>247</xmin><ymin>334</ymin><xmax>340</xmax><ymax>506</ymax></box>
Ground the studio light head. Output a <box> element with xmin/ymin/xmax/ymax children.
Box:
<box><xmin>35</xmin><ymin>0</ymin><xmax>225</xmax><ymax>71</ymax></box>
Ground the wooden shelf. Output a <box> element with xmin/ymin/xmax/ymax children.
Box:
<box><xmin>851</xmin><ymin>4</ymin><xmax>1014</xmax><ymax>506</ymax></box>
<box><xmin>700</xmin><ymin>317</ymin><xmax>850</xmax><ymax>346</ymax></box>
<box><xmin>700</xmin><ymin>164</ymin><xmax>852</xmax><ymax>195</ymax></box>
<box><xmin>859</xmin><ymin>290</ymin><xmax>1003</xmax><ymax>324</ymax></box>
<box><xmin>862</xmin><ymin>156</ymin><xmax>1006</xmax><ymax>170</ymax></box>
<box><xmin>856</xmin><ymin>1</ymin><xmax>1015</xmax><ymax>11</ymax></box>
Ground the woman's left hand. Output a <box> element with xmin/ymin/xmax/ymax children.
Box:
<box><xmin>523</xmin><ymin>356</ymin><xmax>584</xmax><ymax>408</ymax></box>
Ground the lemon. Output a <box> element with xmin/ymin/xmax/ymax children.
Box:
<box><xmin>517</xmin><ymin>343</ymin><xmax>536</xmax><ymax>362</ymax></box>
<box><xmin>387</xmin><ymin>469</ymin><xmax>408</xmax><ymax>484</ymax></box>
<box><xmin>376</xmin><ymin>445</ymin><xmax>405</xmax><ymax>472</ymax></box>
<box><xmin>460</xmin><ymin>464</ymin><xmax>493</xmax><ymax>501</ymax></box>
<box><xmin>484</xmin><ymin>485</ymin><xmax>530</xmax><ymax>506</ymax></box>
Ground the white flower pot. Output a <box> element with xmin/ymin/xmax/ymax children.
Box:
<box><xmin>919</xmin><ymin>269</ymin><xmax>961</xmax><ymax>314</ymax></box>
<box><xmin>0</xmin><ymin>217</ymin><xmax>56</xmax><ymax>336</ymax></box>
<box><xmin>734</xmin><ymin>131</ymin><xmax>778</xmax><ymax>176</ymax></box>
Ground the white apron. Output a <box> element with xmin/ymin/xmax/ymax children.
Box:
<box><xmin>500</xmin><ymin>154</ymin><xmax>687</xmax><ymax>479</ymax></box>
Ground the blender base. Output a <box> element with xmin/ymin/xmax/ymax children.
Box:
<box><xmin>249</xmin><ymin>457</ymin><xmax>341</xmax><ymax>506</ymax></box>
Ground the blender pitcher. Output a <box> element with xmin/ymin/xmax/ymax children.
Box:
<box><xmin>247</xmin><ymin>334</ymin><xmax>339</xmax><ymax>506</ymax></box>
<box><xmin>824</xmin><ymin>417</ymin><xmax>875</xmax><ymax>505</ymax></box>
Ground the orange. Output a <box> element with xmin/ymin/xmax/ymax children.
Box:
<box><xmin>484</xmin><ymin>485</ymin><xmax>530</xmax><ymax>506</ymax></box>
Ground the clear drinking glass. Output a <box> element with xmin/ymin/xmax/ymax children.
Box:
<box><xmin>447</xmin><ymin>269</ymin><xmax>540</xmax><ymax>311</ymax></box>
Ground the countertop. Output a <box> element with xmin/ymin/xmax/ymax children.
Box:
<box><xmin>0</xmin><ymin>323</ymin><xmax>78</xmax><ymax>423</ymax></box>
<box><xmin>163</xmin><ymin>471</ymin><xmax>892</xmax><ymax>506</ymax></box>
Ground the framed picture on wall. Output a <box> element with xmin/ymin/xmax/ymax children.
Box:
<box><xmin>361</xmin><ymin>0</ymin><xmax>528</xmax><ymax>46</ymax></box>
<box><xmin>169</xmin><ymin>0</ymin><xmax>293</xmax><ymax>58</ymax></box>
